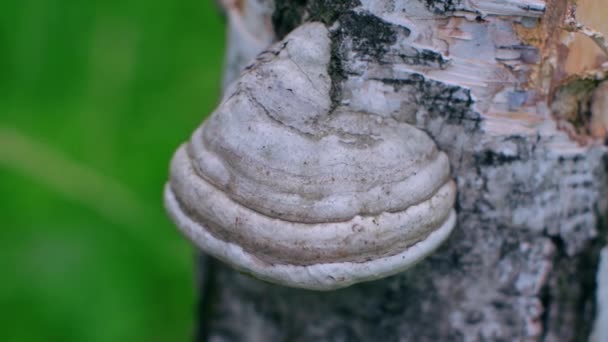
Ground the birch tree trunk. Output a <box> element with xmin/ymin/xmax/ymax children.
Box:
<box><xmin>195</xmin><ymin>0</ymin><xmax>608</xmax><ymax>340</ymax></box>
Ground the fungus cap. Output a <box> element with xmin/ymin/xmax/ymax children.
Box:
<box><xmin>164</xmin><ymin>22</ymin><xmax>457</xmax><ymax>290</ymax></box>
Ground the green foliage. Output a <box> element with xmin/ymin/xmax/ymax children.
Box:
<box><xmin>0</xmin><ymin>0</ymin><xmax>224</xmax><ymax>340</ymax></box>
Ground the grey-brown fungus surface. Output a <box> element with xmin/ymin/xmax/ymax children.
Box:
<box><xmin>164</xmin><ymin>23</ymin><xmax>457</xmax><ymax>290</ymax></box>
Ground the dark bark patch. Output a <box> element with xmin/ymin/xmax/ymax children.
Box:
<box><xmin>308</xmin><ymin>0</ymin><xmax>361</xmax><ymax>25</ymax></box>
<box><xmin>372</xmin><ymin>73</ymin><xmax>478</xmax><ymax>129</ymax></box>
<box><xmin>423</xmin><ymin>0</ymin><xmax>459</xmax><ymax>14</ymax></box>
<box><xmin>541</xmin><ymin>219</ymin><xmax>606</xmax><ymax>341</ymax></box>
<box><xmin>272</xmin><ymin>0</ymin><xmax>308</xmax><ymax>39</ymax></box>
<box><xmin>272</xmin><ymin>0</ymin><xmax>361</xmax><ymax>39</ymax></box>
<box><xmin>339</xmin><ymin>12</ymin><xmax>402</xmax><ymax>60</ymax></box>
<box><xmin>398</xmin><ymin>48</ymin><xmax>449</xmax><ymax>68</ymax></box>
<box><xmin>477</xmin><ymin>150</ymin><xmax>520</xmax><ymax>166</ymax></box>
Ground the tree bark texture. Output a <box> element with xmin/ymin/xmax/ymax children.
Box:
<box><xmin>196</xmin><ymin>0</ymin><xmax>608</xmax><ymax>340</ymax></box>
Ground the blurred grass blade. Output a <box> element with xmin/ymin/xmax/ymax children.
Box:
<box><xmin>0</xmin><ymin>125</ymin><xmax>144</xmax><ymax>223</ymax></box>
<box><xmin>0</xmin><ymin>125</ymin><xmax>184</xmax><ymax>267</ymax></box>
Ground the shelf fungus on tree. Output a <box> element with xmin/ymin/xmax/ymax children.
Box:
<box><xmin>164</xmin><ymin>22</ymin><xmax>457</xmax><ymax>290</ymax></box>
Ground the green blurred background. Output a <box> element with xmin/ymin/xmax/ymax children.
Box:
<box><xmin>0</xmin><ymin>1</ymin><xmax>225</xmax><ymax>340</ymax></box>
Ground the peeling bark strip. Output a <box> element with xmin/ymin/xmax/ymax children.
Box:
<box><xmin>195</xmin><ymin>0</ymin><xmax>608</xmax><ymax>340</ymax></box>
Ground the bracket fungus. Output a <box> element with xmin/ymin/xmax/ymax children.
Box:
<box><xmin>164</xmin><ymin>23</ymin><xmax>457</xmax><ymax>290</ymax></box>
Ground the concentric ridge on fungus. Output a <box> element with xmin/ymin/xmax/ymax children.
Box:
<box><xmin>164</xmin><ymin>22</ymin><xmax>457</xmax><ymax>290</ymax></box>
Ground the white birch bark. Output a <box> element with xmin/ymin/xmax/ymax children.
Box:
<box><xmin>194</xmin><ymin>0</ymin><xmax>608</xmax><ymax>340</ymax></box>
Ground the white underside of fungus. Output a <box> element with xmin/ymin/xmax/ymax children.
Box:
<box><xmin>164</xmin><ymin>22</ymin><xmax>457</xmax><ymax>290</ymax></box>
